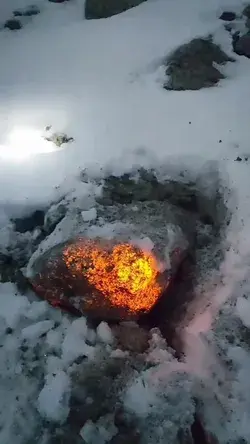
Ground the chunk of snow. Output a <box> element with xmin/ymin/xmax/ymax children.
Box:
<box><xmin>25</xmin><ymin>301</ymin><xmax>48</xmax><ymax>321</ymax></box>
<box><xmin>46</xmin><ymin>356</ymin><xmax>64</xmax><ymax>375</ymax></box>
<box><xmin>81</xmin><ymin>207</ymin><xmax>97</xmax><ymax>222</ymax></box>
<box><xmin>110</xmin><ymin>349</ymin><xmax>129</xmax><ymax>358</ymax></box>
<box><xmin>80</xmin><ymin>420</ymin><xmax>99</xmax><ymax>444</ymax></box>
<box><xmin>21</xmin><ymin>320</ymin><xmax>55</xmax><ymax>341</ymax></box>
<box><xmin>96</xmin><ymin>322</ymin><xmax>114</xmax><ymax>345</ymax></box>
<box><xmin>70</xmin><ymin>317</ymin><xmax>88</xmax><ymax>337</ymax></box>
<box><xmin>37</xmin><ymin>371</ymin><xmax>70</xmax><ymax>422</ymax></box>
<box><xmin>124</xmin><ymin>372</ymin><xmax>159</xmax><ymax>417</ymax></box>
<box><xmin>46</xmin><ymin>328</ymin><xmax>63</xmax><ymax>349</ymax></box>
<box><xmin>80</xmin><ymin>416</ymin><xmax>118</xmax><ymax>444</ymax></box>
<box><xmin>62</xmin><ymin>318</ymin><xmax>95</xmax><ymax>364</ymax></box>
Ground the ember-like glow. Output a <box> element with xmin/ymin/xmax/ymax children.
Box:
<box><xmin>63</xmin><ymin>240</ymin><xmax>162</xmax><ymax>313</ymax></box>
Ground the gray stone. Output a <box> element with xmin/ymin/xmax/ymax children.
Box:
<box><xmin>85</xmin><ymin>0</ymin><xmax>146</xmax><ymax>19</ymax></box>
<box><xmin>164</xmin><ymin>37</ymin><xmax>234</xmax><ymax>91</ymax></box>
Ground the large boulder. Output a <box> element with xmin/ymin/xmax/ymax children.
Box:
<box><xmin>85</xmin><ymin>0</ymin><xmax>146</xmax><ymax>19</ymax></box>
<box><xmin>29</xmin><ymin>237</ymin><xmax>172</xmax><ymax>321</ymax></box>
<box><xmin>164</xmin><ymin>37</ymin><xmax>234</xmax><ymax>91</ymax></box>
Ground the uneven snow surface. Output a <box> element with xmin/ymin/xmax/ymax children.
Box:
<box><xmin>1</xmin><ymin>0</ymin><xmax>250</xmax><ymax>443</ymax></box>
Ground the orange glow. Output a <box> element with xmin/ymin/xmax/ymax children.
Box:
<box><xmin>63</xmin><ymin>240</ymin><xmax>162</xmax><ymax>314</ymax></box>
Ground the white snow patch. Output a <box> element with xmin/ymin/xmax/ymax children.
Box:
<box><xmin>80</xmin><ymin>415</ymin><xmax>118</xmax><ymax>444</ymax></box>
<box><xmin>21</xmin><ymin>320</ymin><xmax>55</xmax><ymax>341</ymax></box>
<box><xmin>62</xmin><ymin>317</ymin><xmax>95</xmax><ymax>364</ymax></box>
<box><xmin>37</xmin><ymin>370</ymin><xmax>71</xmax><ymax>422</ymax></box>
<box><xmin>124</xmin><ymin>372</ymin><xmax>159</xmax><ymax>417</ymax></box>
<box><xmin>96</xmin><ymin>322</ymin><xmax>114</xmax><ymax>345</ymax></box>
<box><xmin>25</xmin><ymin>300</ymin><xmax>48</xmax><ymax>320</ymax></box>
<box><xmin>81</xmin><ymin>207</ymin><xmax>97</xmax><ymax>222</ymax></box>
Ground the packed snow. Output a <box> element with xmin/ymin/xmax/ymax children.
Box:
<box><xmin>1</xmin><ymin>0</ymin><xmax>250</xmax><ymax>443</ymax></box>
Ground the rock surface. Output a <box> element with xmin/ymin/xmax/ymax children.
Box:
<box><xmin>85</xmin><ymin>0</ymin><xmax>146</xmax><ymax>19</ymax></box>
<box><xmin>4</xmin><ymin>19</ymin><xmax>22</xmax><ymax>30</ymax></box>
<box><xmin>233</xmin><ymin>32</ymin><xmax>250</xmax><ymax>58</ymax></box>
<box><xmin>113</xmin><ymin>322</ymin><xmax>149</xmax><ymax>353</ymax></box>
<box><xmin>13</xmin><ymin>209</ymin><xmax>45</xmax><ymax>233</ymax></box>
<box><xmin>219</xmin><ymin>11</ymin><xmax>236</xmax><ymax>21</ymax></box>
<box><xmin>164</xmin><ymin>37</ymin><xmax>234</xmax><ymax>91</ymax></box>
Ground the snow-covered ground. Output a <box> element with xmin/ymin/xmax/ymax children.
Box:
<box><xmin>1</xmin><ymin>0</ymin><xmax>250</xmax><ymax>443</ymax></box>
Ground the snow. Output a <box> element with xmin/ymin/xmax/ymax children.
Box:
<box><xmin>0</xmin><ymin>0</ymin><xmax>250</xmax><ymax>442</ymax></box>
<box><xmin>80</xmin><ymin>416</ymin><xmax>118</xmax><ymax>444</ymax></box>
<box><xmin>61</xmin><ymin>317</ymin><xmax>96</xmax><ymax>364</ymax></box>
<box><xmin>81</xmin><ymin>207</ymin><xmax>97</xmax><ymax>222</ymax></box>
<box><xmin>96</xmin><ymin>321</ymin><xmax>114</xmax><ymax>345</ymax></box>
<box><xmin>21</xmin><ymin>319</ymin><xmax>55</xmax><ymax>340</ymax></box>
<box><xmin>37</xmin><ymin>370</ymin><xmax>71</xmax><ymax>422</ymax></box>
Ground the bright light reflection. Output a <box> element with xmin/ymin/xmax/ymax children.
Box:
<box><xmin>0</xmin><ymin>126</ymin><xmax>59</xmax><ymax>161</ymax></box>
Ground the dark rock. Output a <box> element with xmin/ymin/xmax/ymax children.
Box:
<box><xmin>85</xmin><ymin>0</ymin><xmax>146</xmax><ymax>19</ymax></box>
<box><xmin>246</xmin><ymin>17</ymin><xmax>250</xmax><ymax>29</ymax></box>
<box><xmin>0</xmin><ymin>253</ymin><xmax>31</xmax><ymax>293</ymax></box>
<box><xmin>110</xmin><ymin>430</ymin><xmax>141</xmax><ymax>444</ymax></box>
<box><xmin>219</xmin><ymin>11</ymin><xmax>236</xmax><ymax>21</ymax></box>
<box><xmin>4</xmin><ymin>19</ymin><xmax>22</xmax><ymax>30</ymax></box>
<box><xmin>113</xmin><ymin>323</ymin><xmax>149</xmax><ymax>353</ymax></box>
<box><xmin>235</xmin><ymin>156</ymin><xmax>242</xmax><ymax>162</ymax></box>
<box><xmin>164</xmin><ymin>37</ymin><xmax>234</xmax><ymax>91</ymax></box>
<box><xmin>243</xmin><ymin>4</ymin><xmax>250</xmax><ymax>18</ymax></box>
<box><xmin>13</xmin><ymin>10</ymin><xmax>23</xmax><ymax>17</ymax></box>
<box><xmin>13</xmin><ymin>5</ymin><xmax>40</xmax><ymax>17</ymax></box>
<box><xmin>13</xmin><ymin>209</ymin><xmax>45</xmax><ymax>233</ymax></box>
<box><xmin>100</xmin><ymin>169</ymin><xmax>227</xmax><ymax>228</ymax></box>
<box><xmin>69</xmin><ymin>357</ymin><xmax>143</xmax><ymax>429</ymax></box>
<box><xmin>233</xmin><ymin>33</ymin><xmax>250</xmax><ymax>58</ymax></box>
<box><xmin>177</xmin><ymin>428</ymin><xmax>194</xmax><ymax>444</ymax></box>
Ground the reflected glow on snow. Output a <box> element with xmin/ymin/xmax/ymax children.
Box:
<box><xmin>0</xmin><ymin>126</ymin><xmax>60</xmax><ymax>161</ymax></box>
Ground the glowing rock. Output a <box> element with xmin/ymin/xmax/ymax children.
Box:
<box><xmin>29</xmin><ymin>238</ymin><xmax>169</xmax><ymax>321</ymax></box>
